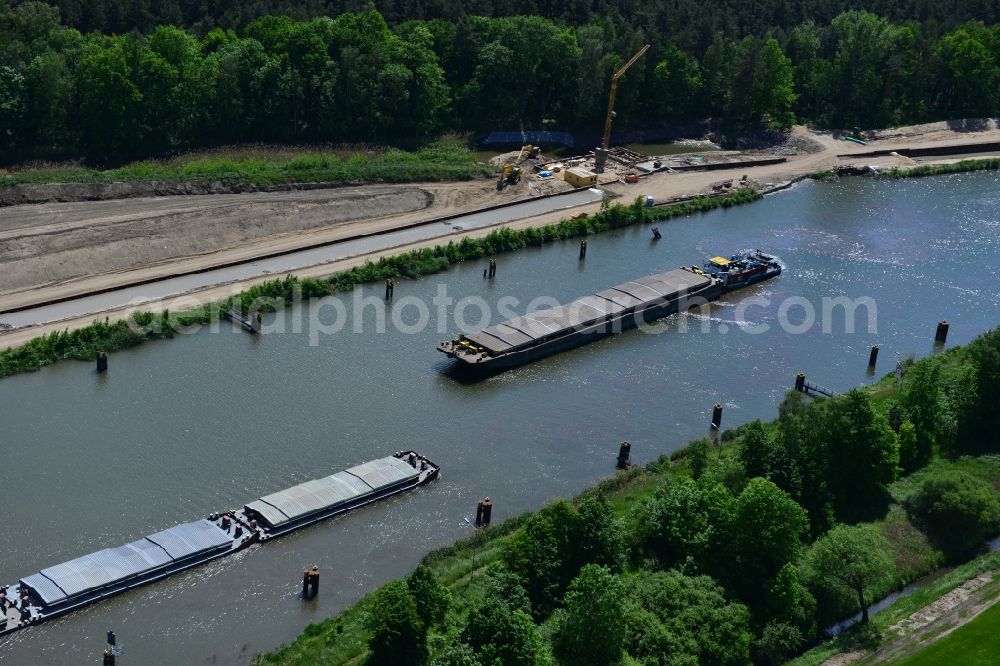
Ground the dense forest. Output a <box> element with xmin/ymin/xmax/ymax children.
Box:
<box><xmin>2</xmin><ymin>1</ymin><xmax>1000</xmax><ymax>160</ymax></box>
<box><xmin>12</xmin><ymin>0</ymin><xmax>1000</xmax><ymax>49</ymax></box>
<box><xmin>256</xmin><ymin>327</ymin><xmax>1000</xmax><ymax>665</ymax></box>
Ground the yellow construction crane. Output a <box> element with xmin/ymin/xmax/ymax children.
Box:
<box><xmin>602</xmin><ymin>44</ymin><xmax>650</xmax><ymax>149</ymax></box>
<box><xmin>596</xmin><ymin>44</ymin><xmax>650</xmax><ymax>172</ymax></box>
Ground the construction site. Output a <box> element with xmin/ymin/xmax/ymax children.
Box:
<box><xmin>489</xmin><ymin>142</ymin><xmax>785</xmax><ymax>195</ymax></box>
<box><xmin>487</xmin><ymin>43</ymin><xmax>787</xmax><ymax>201</ymax></box>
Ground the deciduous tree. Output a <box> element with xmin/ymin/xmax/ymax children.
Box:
<box><xmin>624</xmin><ymin>570</ymin><xmax>752</xmax><ymax>665</ymax></box>
<box><xmin>631</xmin><ymin>476</ymin><xmax>734</xmax><ymax>571</ymax></box>
<box><xmin>0</xmin><ymin>64</ymin><xmax>26</xmax><ymax>148</ymax></box>
<box><xmin>727</xmin><ymin>477</ymin><xmax>808</xmax><ymax>599</ymax></box>
<box><xmin>407</xmin><ymin>565</ymin><xmax>451</xmax><ymax>628</ymax></box>
<box><xmin>364</xmin><ymin>580</ymin><xmax>428</xmax><ymax>666</ymax></box>
<box><xmin>805</xmin><ymin>523</ymin><xmax>893</xmax><ymax>623</ymax></box>
<box><xmin>822</xmin><ymin>389</ymin><xmax>899</xmax><ymax>520</ymax></box>
<box><xmin>551</xmin><ymin>565</ymin><xmax>626</xmax><ymax>666</ymax></box>
<box><xmin>461</xmin><ymin>597</ymin><xmax>542</xmax><ymax>666</ymax></box>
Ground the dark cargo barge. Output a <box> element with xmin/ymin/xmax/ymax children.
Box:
<box><xmin>1</xmin><ymin>451</ymin><xmax>438</xmax><ymax>637</ymax></box>
<box><xmin>438</xmin><ymin>250</ymin><xmax>782</xmax><ymax>374</ymax></box>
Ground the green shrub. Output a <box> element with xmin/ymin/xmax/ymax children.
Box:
<box><xmin>905</xmin><ymin>469</ymin><xmax>1000</xmax><ymax>560</ymax></box>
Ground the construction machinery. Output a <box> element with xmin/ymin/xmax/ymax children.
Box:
<box><xmin>495</xmin><ymin>145</ymin><xmax>537</xmax><ymax>190</ymax></box>
<box><xmin>595</xmin><ymin>44</ymin><xmax>650</xmax><ymax>173</ymax></box>
<box><xmin>496</xmin><ymin>164</ymin><xmax>523</xmax><ymax>190</ymax></box>
<box><xmin>516</xmin><ymin>144</ymin><xmax>540</xmax><ymax>162</ymax></box>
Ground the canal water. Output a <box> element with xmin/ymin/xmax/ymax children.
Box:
<box><xmin>1</xmin><ymin>173</ymin><xmax>998</xmax><ymax>664</ymax></box>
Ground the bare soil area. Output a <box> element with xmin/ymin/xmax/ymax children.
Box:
<box><xmin>0</xmin><ymin>179</ymin><xmax>347</xmax><ymax>207</ymax></box>
<box><xmin>608</xmin><ymin>122</ymin><xmax>1000</xmax><ymax>206</ymax></box>
<box><xmin>0</xmin><ymin>177</ymin><xmax>570</xmax><ymax>307</ymax></box>
<box><xmin>0</xmin><ymin>185</ymin><xmax>430</xmax><ymax>294</ymax></box>
<box><xmin>867</xmin><ymin>118</ymin><xmax>999</xmax><ymax>142</ymax></box>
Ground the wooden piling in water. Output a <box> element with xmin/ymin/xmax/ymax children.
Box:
<box><xmin>794</xmin><ymin>374</ymin><xmax>839</xmax><ymax>398</ymax></box>
<box><xmin>711</xmin><ymin>403</ymin><xmax>723</xmax><ymax>429</ymax></box>
<box><xmin>103</xmin><ymin>631</ymin><xmax>116</xmax><ymax>665</ymax></box>
<box><xmin>309</xmin><ymin>566</ymin><xmax>319</xmax><ymax>597</ymax></box>
<box><xmin>868</xmin><ymin>344</ymin><xmax>879</xmax><ymax>369</ymax></box>
<box><xmin>935</xmin><ymin>320</ymin><xmax>949</xmax><ymax>344</ymax></box>
<box><xmin>616</xmin><ymin>441</ymin><xmax>631</xmax><ymax>468</ymax></box>
<box><xmin>475</xmin><ymin>498</ymin><xmax>493</xmax><ymax>528</ymax></box>
<box><xmin>302</xmin><ymin>566</ymin><xmax>320</xmax><ymax>599</ymax></box>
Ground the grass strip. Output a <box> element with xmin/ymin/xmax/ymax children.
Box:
<box><xmin>0</xmin><ymin>141</ymin><xmax>492</xmax><ymax>188</ymax></box>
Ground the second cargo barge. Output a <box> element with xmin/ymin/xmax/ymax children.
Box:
<box><xmin>1</xmin><ymin>451</ymin><xmax>438</xmax><ymax>638</ymax></box>
<box><xmin>438</xmin><ymin>250</ymin><xmax>782</xmax><ymax>374</ymax></box>
<box><xmin>438</xmin><ymin>267</ymin><xmax>720</xmax><ymax>373</ymax></box>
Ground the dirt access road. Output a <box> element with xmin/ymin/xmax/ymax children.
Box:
<box><xmin>2</xmin><ymin>121</ymin><xmax>999</xmax><ymax>350</ymax></box>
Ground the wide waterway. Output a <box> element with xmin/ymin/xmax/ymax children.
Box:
<box><xmin>1</xmin><ymin>173</ymin><xmax>998</xmax><ymax>664</ymax></box>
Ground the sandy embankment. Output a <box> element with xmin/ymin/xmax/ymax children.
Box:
<box><xmin>0</xmin><ymin>177</ymin><xmax>570</xmax><ymax>310</ymax></box>
<box><xmin>0</xmin><ymin>185</ymin><xmax>431</xmax><ymax>295</ymax></box>
<box><xmin>2</xmin><ymin>121</ymin><xmax>1000</xmax><ymax>350</ymax></box>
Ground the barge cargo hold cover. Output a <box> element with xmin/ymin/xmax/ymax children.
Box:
<box><xmin>438</xmin><ymin>267</ymin><xmax>722</xmax><ymax>374</ymax></box>
<box><xmin>15</xmin><ymin>519</ymin><xmax>239</xmax><ymax>616</ymax></box>
<box><xmin>2</xmin><ymin>451</ymin><xmax>439</xmax><ymax>638</ymax></box>
<box><xmin>244</xmin><ymin>455</ymin><xmax>424</xmax><ymax>536</ymax></box>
